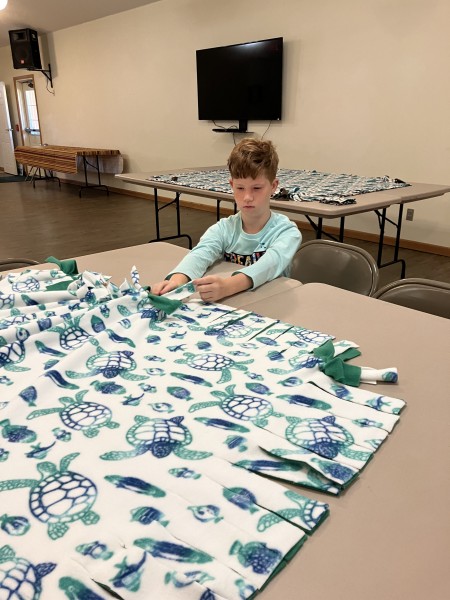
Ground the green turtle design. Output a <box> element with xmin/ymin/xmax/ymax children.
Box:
<box><xmin>49</xmin><ymin>314</ymin><xmax>91</xmax><ymax>350</ymax></box>
<box><xmin>11</xmin><ymin>274</ymin><xmax>40</xmax><ymax>293</ymax></box>
<box><xmin>66</xmin><ymin>345</ymin><xmax>146</xmax><ymax>381</ymax></box>
<box><xmin>203</xmin><ymin>320</ymin><xmax>260</xmax><ymax>346</ymax></box>
<box><xmin>0</xmin><ymin>328</ymin><xmax>30</xmax><ymax>372</ymax></box>
<box><xmin>0</xmin><ymin>453</ymin><xmax>99</xmax><ymax>539</ymax></box>
<box><xmin>175</xmin><ymin>352</ymin><xmax>252</xmax><ymax>384</ymax></box>
<box><xmin>285</xmin><ymin>415</ymin><xmax>371</xmax><ymax>461</ymax></box>
<box><xmin>101</xmin><ymin>415</ymin><xmax>211</xmax><ymax>461</ymax></box>
<box><xmin>257</xmin><ymin>489</ymin><xmax>327</xmax><ymax>532</ymax></box>
<box><xmin>189</xmin><ymin>384</ymin><xmax>282</xmax><ymax>427</ymax></box>
<box><xmin>27</xmin><ymin>390</ymin><xmax>119</xmax><ymax>438</ymax></box>
<box><xmin>0</xmin><ymin>545</ymin><xmax>56</xmax><ymax>599</ymax></box>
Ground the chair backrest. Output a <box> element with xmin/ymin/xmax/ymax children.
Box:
<box><xmin>374</xmin><ymin>278</ymin><xmax>450</xmax><ymax>319</ymax></box>
<box><xmin>290</xmin><ymin>239</ymin><xmax>379</xmax><ymax>296</ymax></box>
<box><xmin>0</xmin><ymin>258</ymin><xmax>39</xmax><ymax>272</ymax></box>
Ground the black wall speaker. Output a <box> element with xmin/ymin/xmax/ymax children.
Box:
<box><xmin>9</xmin><ymin>28</ymin><xmax>42</xmax><ymax>70</ymax></box>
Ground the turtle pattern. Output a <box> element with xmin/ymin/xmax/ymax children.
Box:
<box><xmin>203</xmin><ymin>320</ymin><xmax>260</xmax><ymax>346</ymax></box>
<box><xmin>268</xmin><ymin>352</ymin><xmax>321</xmax><ymax>375</ymax></box>
<box><xmin>101</xmin><ymin>415</ymin><xmax>211</xmax><ymax>461</ymax></box>
<box><xmin>49</xmin><ymin>314</ymin><xmax>91</xmax><ymax>350</ymax></box>
<box><xmin>285</xmin><ymin>415</ymin><xmax>371</xmax><ymax>462</ymax></box>
<box><xmin>0</xmin><ymin>313</ymin><xmax>30</xmax><ymax>330</ymax></box>
<box><xmin>0</xmin><ymin>544</ymin><xmax>56</xmax><ymax>599</ymax></box>
<box><xmin>66</xmin><ymin>345</ymin><xmax>146</xmax><ymax>381</ymax></box>
<box><xmin>0</xmin><ymin>453</ymin><xmax>99</xmax><ymax>539</ymax></box>
<box><xmin>256</xmin><ymin>489</ymin><xmax>327</xmax><ymax>532</ymax></box>
<box><xmin>175</xmin><ymin>352</ymin><xmax>252</xmax><ymax>384</ymax></box>
<box><xmin>27</xmin><ymin>390</ymin><xmax>120</xmax><ymax>438</ymax></box>
<box><xmin>0</xmin><ymin>328</ymin><xmax>30</xmax><ymax>372</ymax></box>
<box><xmin>0</xmin><ymin>266</ymin><xmax>404</xmax><ymax>595</ymax></box>
<box><xmin>11</xmin><ymin>275</ymin><xmax>40</xmax><ymax>293</ymax></box>
<box><xmin>289</xmin><ymin>327</ymin><xmax>332</xmax><ymax>348</ymax></box>
<box><xmin>189</xmin><ymin>384</ymin><xmax>282</xmax><ymax>427</ymax></box>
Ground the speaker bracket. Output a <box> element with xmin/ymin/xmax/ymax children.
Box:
<box><xmin>27</xmin><ymin>63</ymin><xmax>53</xmax><ymax>88</ymax></box>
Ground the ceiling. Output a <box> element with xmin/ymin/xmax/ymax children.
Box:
<box><xmin>0</xmin><ymin>0</ymin><xmax>160</xmax><ymax>48</ymax></box>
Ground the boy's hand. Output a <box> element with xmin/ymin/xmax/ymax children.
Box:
<box><xmin>151</xmin><ymin>273</ymin><xmax>189</xmax><ymax>296</ymax></box>
<box><xmin>193</xmin><ymin>273</ymin><xmax>252</xmax><ymax>302</ymax></box>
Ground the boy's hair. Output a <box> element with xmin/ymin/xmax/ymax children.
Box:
<box><xmin>227</xmin><ymin>138</ymin><xmax>279</xmax><ymax>182</ymax></box>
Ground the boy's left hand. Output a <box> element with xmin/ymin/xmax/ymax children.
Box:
<box><xmin>193</xmin><ymin>273</ymin><xmax>252</xmax><ymax>302</ymax></box>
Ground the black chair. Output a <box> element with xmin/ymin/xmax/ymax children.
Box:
<box><xmin>374</xmin><ymin>278</ymin><xmax>450</xmax><ymax>319</ymax></box>
<box><xmin>0</xmin><ymin>258</ymin><xmax>39</xmax><ymax>271</ymax></box>
<box><xmin>290</xmin><ymin>239</ymin><xmax>379</xmax><ymax>296</ymax></box>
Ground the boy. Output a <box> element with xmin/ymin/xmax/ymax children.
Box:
<box><xmin>151</xmin><ymin>138</ymin><xmax>301</xmax><ymax>302</ymax></box>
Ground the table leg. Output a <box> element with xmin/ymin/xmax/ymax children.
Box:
<box><xmin>78</xmin><ymin>156</ymin><xmax>110</xmax><ymax>197</ymax></box>
<box><xmin>375</xmin><ymin>206</ymin><xmax>406</xmax><ymax>278</ymax></box>
<box><xmin>148</xmin><ymin>189</ymin><xmax>193</xmax><ymax>249</ymax></box>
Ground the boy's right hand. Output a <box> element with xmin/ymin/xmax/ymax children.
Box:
<box><xmin>150</xmin><ymin>273</ymin><xmax>189</xmax><ymax>296</ymax></box>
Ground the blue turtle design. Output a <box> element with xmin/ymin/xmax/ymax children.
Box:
<box><xmin>0</xmin><ymin>453</ymin><xmax>99</xmax><ymax>539</ymax></box>
<box><xmin>285</xmin><ymin>415</ymin><xmax>371</xmax><ymax>461</ymax></box>
<box><xmin>257</xmin><ymin>489</ymin><xmax>328</xmax><ymax>532</ymax></box>
<box><xmin>189</xmin><ymin>384</ymin><xmax>281</xmax><ymax>427</ymax></box>
<box><xmin>203</xmin><ymin>321</ymin><xmax>259</xmax><ymax>346</ymax></box>
<box><xmin>49</xmin><ymin>314</ymin><xmax>91</xmax><ymax>350</ymax></box>
<box><xmin>101</xmin><ymin>415</ymin><xmax>211</xmax><ymax>460</ymax></box>
<box><xmin>66</xmin><ymin>345</ymin><xmax>146</xmax><ymax>381</ymax></box>
<box><xmin>290</xmin><ymin>327</ymin><xmax>332</xmax><ymax>347</ymax></box>
<box><xmin>0</xmin><ymin>328</ymin><xmax>30</xmax><ymax>372</ymax></box>
<box><xmin>27</xmin><ymin>390</ymin><xmax>119</xmax><ymax>438</ymax></box>
<box><xmin>11</xmin><ymin>274</ymin><xmax>40</xmax><ymax>293</ymax></box>
<box><xmin>0</xmin><ymin>545</ymin><xmax>56</xmax><ymax>599</ymax></box>
<box><xmin>175</xmin><ymin>352</ymin><xmax>252</xmax><ymax>384</ymax></box>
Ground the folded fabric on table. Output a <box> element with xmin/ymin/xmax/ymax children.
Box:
<box><xmin>146</xmin><ymin>167</ymin><xmax>409</xmax><ymax>205</ymax></box>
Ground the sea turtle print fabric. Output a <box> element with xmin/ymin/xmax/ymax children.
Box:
<box><xmin>0</xmin><ymin>267</ymin><xmax>405</xmax><ymax>599</ymax></box>
<box><xmin>146</xmin><ymin>168</ymin><xmax>409</xmax><ymax>205</ymax></box>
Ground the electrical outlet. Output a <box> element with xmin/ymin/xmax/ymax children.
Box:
<box><xmin>406</xmin><ymin>208</ymin><xmax>414</xmax><ymax>221</ymax></box>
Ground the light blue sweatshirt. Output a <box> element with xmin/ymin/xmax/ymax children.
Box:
<box><xmin>168</xmin><ymin>211</ymin><xmax>301</xmax><ymax>289</ymax></box>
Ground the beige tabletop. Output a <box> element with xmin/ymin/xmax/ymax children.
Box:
<box><xmin>29</xmin><ymin>242</ymin><xmax>302</xmax><ymax>309</ymax></box>
<box><xmin>4</xmin><ymin>252</ymin><xmax>449</xmax><ymax>598</ymax></box>
<box><xmin>239</xmin><ymin>283</ymin><xmax>450</xmax><ymax>600</ymax></box>
<box><xmin>116</xmin><ymin>171</ymin><xmax>450</xmax><ymax>219</ymax></box>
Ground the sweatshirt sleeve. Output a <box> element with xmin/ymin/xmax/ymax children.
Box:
<box><xmin>166</xmin><ymin>220</ymin><xmax>226</xmax><ymax>281</ymax></box>
<box><xmin>234</xmin><ymin>219</ymin><xmax>302</xmax><ymax>289</ymax></box>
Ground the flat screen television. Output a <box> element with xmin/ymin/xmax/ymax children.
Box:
<box><xmin>196</xmin><ymin>37</ymin><xmax>283</xmax><ymax>133</ymax></box>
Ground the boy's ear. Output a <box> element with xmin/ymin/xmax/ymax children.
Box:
<box><xmin>271</xmin><ymin>178</ymin><xmax>279</xmax><ymax>193</ymax></box>
<box><xmin>229</xmin><ymin>178</ymin><xmax>234</xmax><ymax>189</ymax></box>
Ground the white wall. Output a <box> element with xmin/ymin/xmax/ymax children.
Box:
<box><xmin>1</xmin><ymin>0</ymin><xmax>449</xmax><ymax>247</ymax></box>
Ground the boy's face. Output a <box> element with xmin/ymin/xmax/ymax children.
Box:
<box><xmin>229</xmin><ymin>175</ymin><xmax>278</xmax><ymax>218</ymax></box>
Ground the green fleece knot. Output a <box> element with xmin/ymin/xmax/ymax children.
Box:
<box><xmin>313</xmin><ymin>339</ymin><xmax>362</xmax><ymax>387</ymax></box>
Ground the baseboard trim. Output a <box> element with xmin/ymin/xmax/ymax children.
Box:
<box><xmin>63</xmin><ymin>180</ymin><xmax>450</xmax><ymax>258</ymax></box>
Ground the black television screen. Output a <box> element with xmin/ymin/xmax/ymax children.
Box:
<box><xmin>196</xmin><ymin>37</ymin><xmax>283</xmax><ymax>132</ymax></box>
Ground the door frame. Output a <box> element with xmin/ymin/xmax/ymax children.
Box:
<box><xmin>0</xmin><ymin>81</ymin><xmax>18</xmax><ymax>174</ymax></box>
<box><xmin>13</xmin><ymin>74</ymin><xmax>43</xmax><ymax>146</ymax></box>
